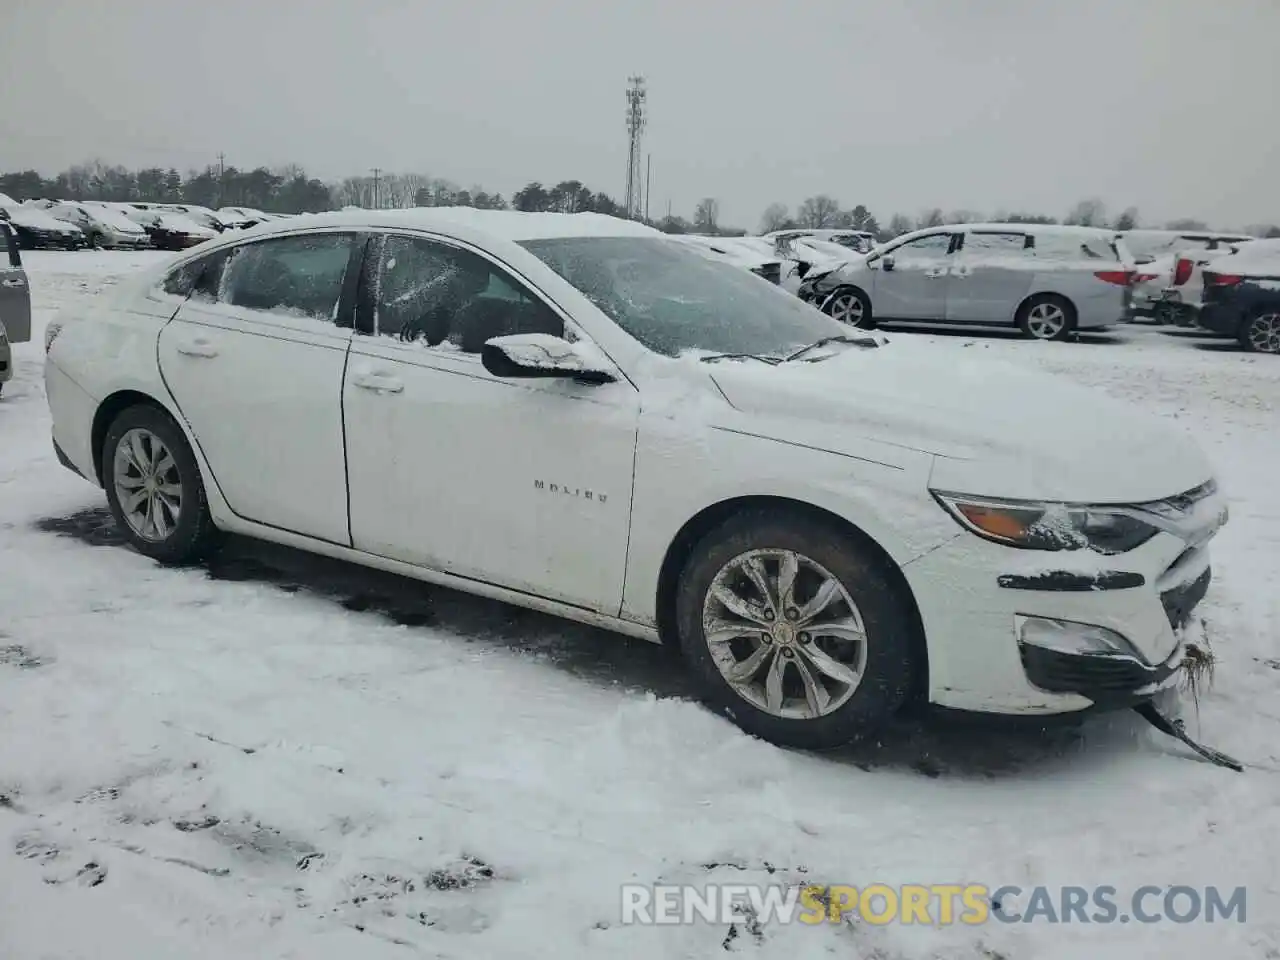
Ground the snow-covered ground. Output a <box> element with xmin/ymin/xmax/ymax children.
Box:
<box><xmin>2</xmin><ymin>251</ymin><xmax>1279</xmax><ymax>959</ymax></box>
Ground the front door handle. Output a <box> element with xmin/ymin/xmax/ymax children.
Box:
<box><xmin>176</xmin><ymin>338</ymin><xmax>218</xmax><ymax>358</ymax></box>
<box><xmin>1</xmin><ymin>278</ymin><xmax>25</xmax><ymax>288</ymax></box>
<box><xmin>351</xmin><ymin>372</ymin><xmax>404</xmax><ymax>394</ymax></box>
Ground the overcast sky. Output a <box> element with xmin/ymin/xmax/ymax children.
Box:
<box><xmin>2</xmin><ymin>0</ymin><xmax>1277</xmax><ymax>229</ymax></box>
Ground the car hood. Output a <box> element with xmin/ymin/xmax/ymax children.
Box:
<box><xmin>707</xmin><ymin>338</ymin><xmax>1213</xmax><ymax>503</ymax></box>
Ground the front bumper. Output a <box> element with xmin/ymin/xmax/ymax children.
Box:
<box><xmin>903</xmin><ymin>483</ymin><xmax>1227</xmax><ymax>715</ymax></box>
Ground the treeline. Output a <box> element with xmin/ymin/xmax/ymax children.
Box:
<box><xmin>2</xmin><ymin>161</ymin><xmax>1275</xmax><ymax>241</ymax></box>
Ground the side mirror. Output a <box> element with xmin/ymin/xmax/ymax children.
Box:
<box><xmin>481</xmin><ymin>334</ymin><xmax>616</xmax><ymax>384</ymax></box>
<box><xmin>881</xmin><ymin>254</ymin><xmax>895</xmax><ymax>271</ymax></box>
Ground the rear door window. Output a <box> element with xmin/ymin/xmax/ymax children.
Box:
<box><xmin>221</xmin><ymin>233</ymin><xmax>358</xmax><ymax>323</ymax></box>
<box><xmin>962</xmin><ymin>232</ymin><xmax>1029</xmax><ymax>257</ymax></box>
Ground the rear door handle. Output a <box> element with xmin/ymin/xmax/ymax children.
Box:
<box><xmin>1</xmin><ymin>279</ymin><xmax>25</xmax><ymax>288</ymax></box>
<box><xmin>176</xmin><ymin>338</ymin><xmax>218</xmax><ymax>358</ymax></box>
<box><xmin>351</xmin><ymin>371</ymin><xmax>404</xmax><ymax>394</ymax></box>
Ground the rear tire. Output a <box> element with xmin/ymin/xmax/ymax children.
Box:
<box><xmin>823</xmin><ymin>287</ymin><xmax>875</xmax><ymax>329</ymax></box>
<box><xmin>1017</xmin><ymin>294</ymin><xmax>1076</xmax><ymax>341</ymax></box>
<box><xmin>1239</xmin><ymin>310</ymin><xmax>1280</xmax><ymax>354</ymax></box>
<box><xmin>102</xmin><ymin>405</ymin><xmax>218</xmax><ymax>564</ymax></box>
<box><xmin>674</xmin><ymin>509</ymin><xmax>919</xmax><ymax>749</ymax></box>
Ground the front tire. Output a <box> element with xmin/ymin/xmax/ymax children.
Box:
<box><xmin>102</xmin><ymin>405</ymin><xmax>218</xmax><ymax>563</ymax></box>
<box><xmin>823</xmin><ymin>287</ymin><xmax>875</xmax><ymax>329</ymax></box>
<box><xmin>1239</xmin><ymin>310</ymin><xmax>1280</xmax><ymax>354</ymax></box>
<box><xmin>1017</xmin><ymin>294</ymin><xmax>1076</xmax><ymax>341</ymax></box>
<box><xmin>674</xmin><ymin>510</ymin><xmax>919</xmax><ymax>749</ymax></box>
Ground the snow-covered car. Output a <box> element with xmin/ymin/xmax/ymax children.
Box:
<box><xmin>158</xmin><ymin>204</ymin><xmax>231</xmax><ymax>233</ymax></box>
<box><xmin>799</xmin><ymin>224</ymin><xmax>1137</xmax><ymax>340</ymax></box>
<box><xmin>0</xmin><ymin>223</ymin><xmax>31</xmax><ymax>395</ymax></box>
<box><xmin>1124</xmin><ymin>230</ymin><xmax>1254</xmax><ymax>323</ymax></box>
<box><xmin>43</xmin><ymin>208</ymin><xmax>1228</xmax><ymax>748</ymax></box>
<box><xmin>0</xmin><ymin>205</ymin><xmax>86</xmax><ymax>250</ymax></box>
<box><xmin>216</xmin><ymin>206</ymin><xmax>272</xmax><ymax>228</ymax></box>
<box><xmin>669</xmin><ymin>234</ymin><xmax>803</xmax><ymax>292</ymax></box>
<box><xmin>1161</xmin><ymin>240</ymin><xmax>1277</xmax><ymax>327</ymax></box>
<box><xmin>97</xmin><ymin>204</ymin><xmax>217</xmax><ymax>250</ymax></box>
<box><xmin>765</xmin><ymin>228</ymin><xmax>877</xmax><ymax>254</ymax></box>
<box><xmin>34</xmin><ymin>201</ymin><xmax>152</xmax><ymax>249</ymax></box>
<box><xmin>1198</xmin><ymin>243</ymin><xmax>1280</xmax><ymax>353</ymax></box>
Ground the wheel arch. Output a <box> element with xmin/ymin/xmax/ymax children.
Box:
<box><xmin>90</xmin><ymin>390</ymin><xmax>177</xmax><ymax>485</ymax></box>
<box><xmin>654</xmin><ymin>494</ymin><xmax>929</xmax><ymax>703</ymax></box>
<box><xmin>823</xmin><ymin>283</ymin><xmax>872</xmax><ymax>316</ymax></box>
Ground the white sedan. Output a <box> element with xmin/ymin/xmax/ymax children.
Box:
<box><xmin>44</xmin><ymin>209</ymin><xmax>1228</xmax><ymax>748</ymax></box>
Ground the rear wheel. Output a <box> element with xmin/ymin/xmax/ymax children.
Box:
<box><xmin>675</xmin><ymin>510</ymin><xmax>919</xmax><ymax>749</ymax></box>
<box><xmin>103</xmin><ymin>405</ymin><xmax>218</xmax><ymax>563</ymax></box>
<box><xmin>823</xmin><ymin>287</ymin><xmax>875</xmax><ymax>329</ymax></box>
<box><xmin>1017</xmin><ymin>294</ymin><xmax>1076</xmax><ymax>341</ymax></box>
<box><xmin>1239</xmin><ymin>311</ymin><xmax>1280</xmax><ymax>354</ymax></box>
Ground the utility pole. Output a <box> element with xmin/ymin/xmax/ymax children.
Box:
<box><xmin>623</xmin><ymin>76</ymin><xmax>647</xmax><ymax>219</ymax></box>
<box><xmin>216</xmin><ymin>152</ymin><xmax>226</xmax><ymax>207</ymax></box>
<box><xmin>645</xmin><ymin>154</ymin><xmax>651</xmax><ymax>223</ymax></box>
<box><xmin>370</xmin><ymin>167</ymin><xmax>381</xmax><ymax>209</ymax></box>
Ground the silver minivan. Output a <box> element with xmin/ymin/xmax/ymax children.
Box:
<box><xmin>0</xmin><ymin>223</ymin><xmax>32</xmax><ymax>395</ymax></box>
<box><xmin>798</xmin><ymin>223</ymin><xmax>1136</xmax><ymax>341</ymax></box>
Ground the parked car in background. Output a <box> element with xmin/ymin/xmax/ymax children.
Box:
<box><xmin>145</xmin><ymin>213</ymin><xmax>219</xmax><ymax>250</ymax></box>
<box><xmin>158</xmin><ymin>204</ymin><xmax>230</xmax><ymax>232</ymax></box>
<box><xmin>765</xmin><ymin>228</ymin><xmax>877</xmax><ymax>253</ymax></box>
<box><xmin>1199</xmin><ymin>243</ymin><xmax>1280</xmax><ymax>353</ymax></box>
<box><xmin>0</xmin><ymin>223</ymin><xmax>31</xmax><ymax>395</ymax></box>
<box><xmin>32</xmin><ymin>201</ymin><xmax>151</xmax><ymax>249</ymax></box>
<box><xmin>0</xmin><ymin>205</ymin><xmax>85</xmax><ymax>249</ymax></box>
<box><xmin>799</xmin><ymin>224</ymin><xmax>1135</xmax><ymax>340</ymax></box>
<box><xmin>1124</xmin><ymin>230</ymin><xmax>1254</xmax><ymax>323</ymax></box>
<box><xmin>44</xmin><ymin>208</ymin><xmax>1226</xmax><ymax>748</ymax></box>
<box><xmin>671</xmin><ymin>234</ymin><xmax>803</xmax><ymax>292</ymax></box>
<box><xmin>1160</xmin><ymin>240</ymin><xmax>1279</xmax><ymax>327</ymax></box>
<box><xmin>216</xmin><ymin>206</ymin><xmax>272</xmax><ymax>228</ymax></box>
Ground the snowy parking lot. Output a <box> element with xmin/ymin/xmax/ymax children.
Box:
<box><xmin>2</xmin><ymin>251</ymin><xmax>1279</xmax><ymax>959</ymax></box>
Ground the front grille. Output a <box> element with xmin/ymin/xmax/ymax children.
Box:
<box><xmin>1160</xmin><ymin>567</ymin><xmax>1211</xmax><ymax>631</ymax></box>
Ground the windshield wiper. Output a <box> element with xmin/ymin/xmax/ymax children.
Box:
<box><xmin>699</xmin><ymin>352</ymin><xmax>781</xmax><ymax>365</ymax></box>
<box><xmin>784</xmin><ymin>335</ymin><xmax>878</xmax><ymax>363</ymax></box>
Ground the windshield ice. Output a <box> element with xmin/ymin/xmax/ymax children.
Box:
<box><xmin>520</xmin><ymin>236</ymin><xmax>847</xmax><ymax>358</ymax></box>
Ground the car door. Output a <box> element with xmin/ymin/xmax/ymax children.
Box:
<box><xmin>946</xmin><ymin>231</ymin><xmax>1034</xmax><ymax>324</ymax></box>
<box><xmin>156</xmin><ymin>230</ymin><xmax>364</xmax><ymax>545</ymax></box>
<box><xmin>0</xmin><ymin>224</ymin><xmax>31</xmax><ymax>344</ymax></box>
<box><xmin>868</xmin><ymin>231</ymin><xmax>956</xmax><ymax>319</ymax></box>
<box><xmin>343</xmin><ymin>232</ymin><xmax>640</xmax><ymax>614</ymax></box>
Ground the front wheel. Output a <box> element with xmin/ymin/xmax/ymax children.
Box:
<box><xmin>1017</xmin><ymin>294</ymin><xmax>1076</xmax><ymax>341</ymax></box>
<box><xmin>823</xmin><ymin>287</ymin><xmax>875</xmax><ymax>329</ymax></box>
<box><xmin>675</xmin><ymin>511</ymin><xmax>919</xmax><ymax>749</ymax></box>
<box><xmin>103</xmin><ymin>405</ymin><xmax>218</xmax><ymax>563</ymax></box>
<box><xmin>1239</xmin><ymin>311</ymin><xmax>1280</xmax><ymax>354</ymax></box>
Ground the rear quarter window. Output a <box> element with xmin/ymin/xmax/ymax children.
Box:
<box><xmin>161</xmin><ymin>248</ymin><xmax>231</xmax><ymax>299</ymax></box>
<box><xmin>1032</xmin><ymin>234</ymin><xmax>1121</xmax><ymax>261</ymax></box>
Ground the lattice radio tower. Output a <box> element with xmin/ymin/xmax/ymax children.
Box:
<box><xmin>624</xmin><ymin>76</ymin><xmax>647</xmax><ymax>219</ymax></box>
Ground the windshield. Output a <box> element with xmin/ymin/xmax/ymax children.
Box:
<box><xmin>519</xmin><ymin>237</ymin><xmax>846</xmax><ymax>358</ymax></box>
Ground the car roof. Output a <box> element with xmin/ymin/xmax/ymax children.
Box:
<box><xmin>214</xmin><ymin>207</ymin><xmax>666</xmax><ymax>244</ymax></box>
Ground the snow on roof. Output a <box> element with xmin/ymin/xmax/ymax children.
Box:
<box><xmin>236</xmin><ymin>207</ymin><xmax>665</xmax><ymax>243</ymax></box>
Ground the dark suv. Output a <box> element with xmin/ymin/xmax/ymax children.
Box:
<box><xmin>1199</xmin><ymin>256</ymin><xmax>1280</xmax><ymax>354</ymax></box>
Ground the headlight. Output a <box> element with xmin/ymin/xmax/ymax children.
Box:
<box><xmin>931</xmin><ymin>491</ymin><xmax>1159</xmax><ymax>554</ymax></box>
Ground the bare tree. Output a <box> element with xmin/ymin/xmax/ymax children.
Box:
<box><xmin>759</xmin><ymin>202</ymin><xmax>790</xmax><ymax>233</ymax></box>
<box><xmin>1065</xmin><ymin>198</ymin><xmax>1107</xmax><ymax>227</ymax></box>
<box><xmin>917</xmin><ymin>208</ymin><xmax>945</xmax><ymax>229</ymax></box>
<box><xmin>945</xmin><ymin>210</ymin><xmax>983</xmax><ymax>224</ymax></box>
<box><xmin>1165</xmin><ymin>217</ymin><xmax>1209</xmax><ymax>231</ymax></box>
<box><xmin>886</xmin><ymin>213</ymin><xmax>914</xmax><ymax>238</ymax></box>
<box><xmin>798</xmin><ymin>195</ymin><xmax>840</xmax><ymax>229</ymax></box>
<box><xmin>694</xmin><ymin>197</ymin><xmax>720</xmax><ymax>233</ymax></box>
<box><xmin>1113</xmin><ymin>207</ymin><xmax>1139</xmax><ymax>231</ymax></box>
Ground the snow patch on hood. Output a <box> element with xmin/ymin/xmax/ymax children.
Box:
<box><xmin>707</xmin><ymin>336</ymin><xmax>1213</xmax><ymax>503</ymax></box>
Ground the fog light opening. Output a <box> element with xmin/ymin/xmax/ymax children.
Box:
<box><xmin>1016</xmin><ymin>615</ymin><xmax>1144</xmax><ymax>661</ymax></box>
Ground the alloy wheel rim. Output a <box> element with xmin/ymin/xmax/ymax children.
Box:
<box><xmin>113</xmin><ymin>428</ymin><xmax>183</xmax><ymax>542</ymax></box>
<box><xmin>1027</xmin><ymin>303</ymin><xmax>1066</xmax><ymax>338</ymax></box>
<box><xmin>701</xmin><ymin>549</ymin><xmax>868</xmax><ymax>719</ymax></box>
<box><xmin>1248</xmin><ymin>314</ymin><xmax>1280</xmax><ymax>354</ymax></box>
<box><xmin>831</xmin><ymin>294</ymin><xmax>864</xmax><ymax>326</ymax></box>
